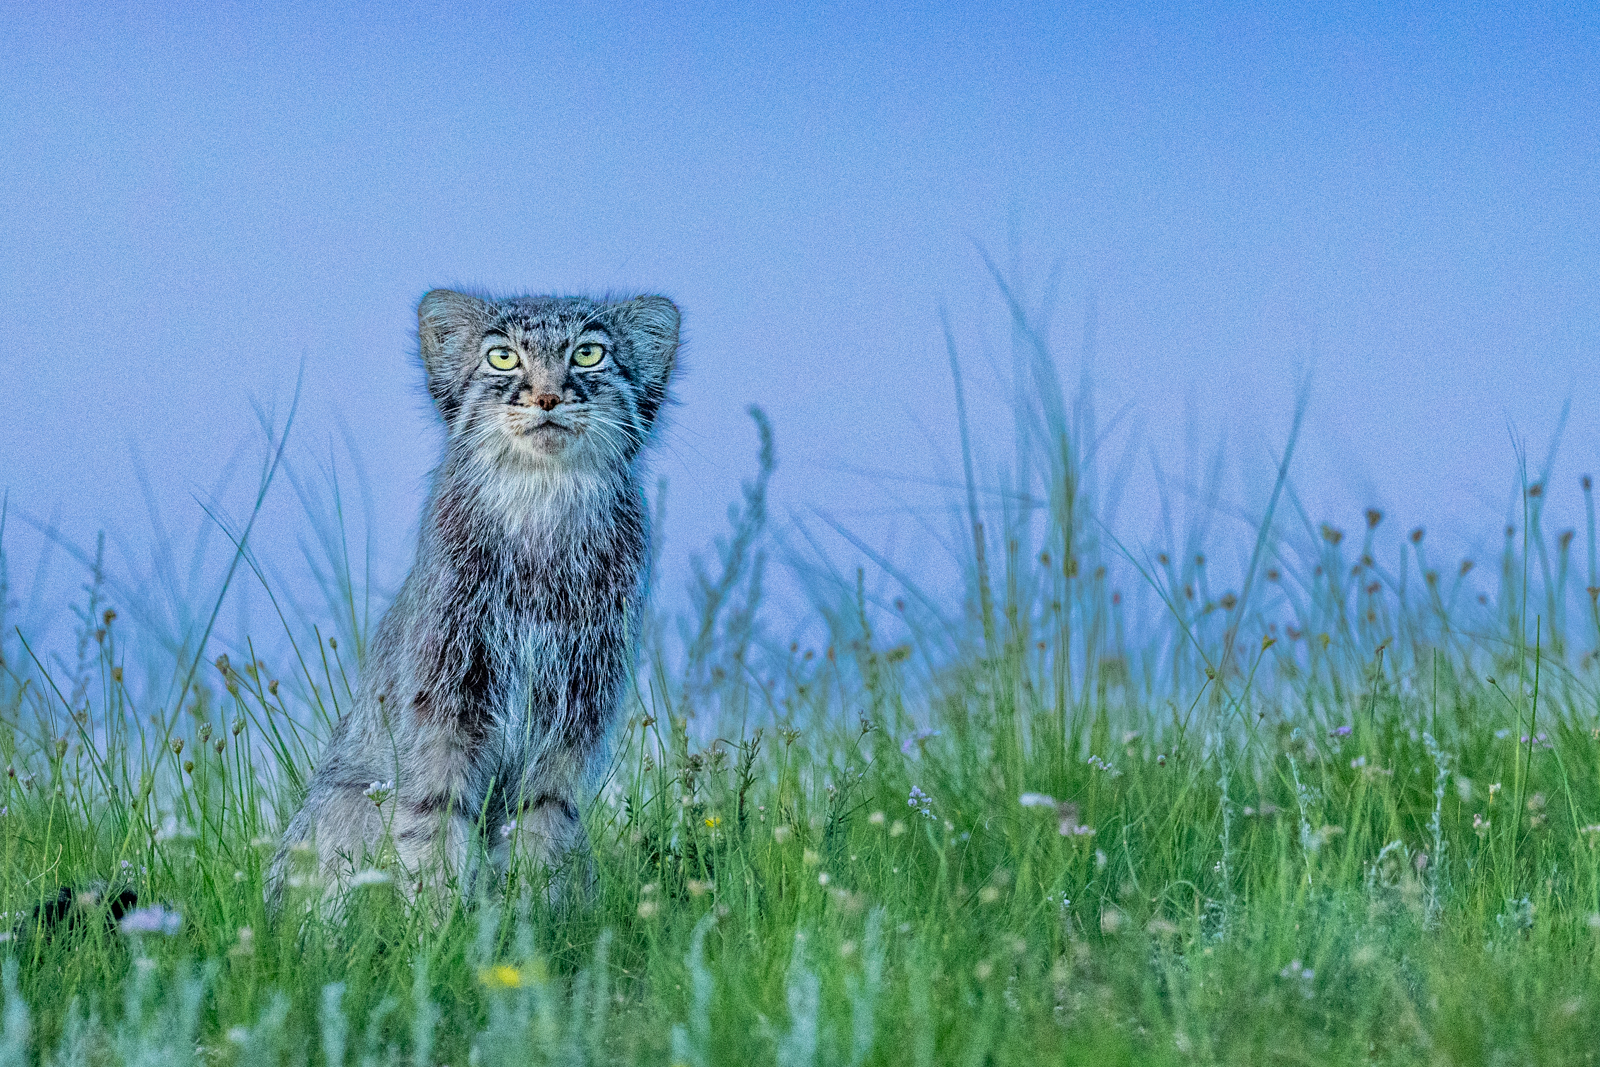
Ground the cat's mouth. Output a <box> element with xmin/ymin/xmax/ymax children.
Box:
<box><xmin>510</xmin><ymin>414</ymin><xmax>582</xmax><ymax>456</ymax></box>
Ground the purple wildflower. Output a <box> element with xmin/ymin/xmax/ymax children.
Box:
<box><xmin>901</xmin><ymin>728</ymin><xmax>941</xmax><ymax>756</ymax></box>
<box><xmin>908</xmin><ymin>786</ymin><xmax>934</xmax><ymax>819</ymax></box>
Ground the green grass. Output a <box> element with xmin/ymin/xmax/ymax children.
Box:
<box><xmin>4</xmin><ymin>287</ymin><xmax>1600</xmax><ymax>1065</ymax></box>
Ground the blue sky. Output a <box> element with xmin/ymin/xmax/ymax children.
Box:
<box><xmin>2</xmin><ymin>2</ymin><xmax>1597</xmax><ymax>640</ymax></box>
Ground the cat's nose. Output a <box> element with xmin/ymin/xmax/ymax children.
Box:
<box><xmin>534</xmin><ymin>393</ymin><xmax>561</xmax><ymax>411</ymax></box>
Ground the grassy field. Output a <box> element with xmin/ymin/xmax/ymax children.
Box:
<box><xmin>4</xmin><ymin>298</ymin><xmax>1600</xmax><ymax>1065</ymax></box>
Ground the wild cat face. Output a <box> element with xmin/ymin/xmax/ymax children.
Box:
<box><xmin>417</xmin><ymin>290</ymin><xmax>678</xmax><ymax>473</ymax></box>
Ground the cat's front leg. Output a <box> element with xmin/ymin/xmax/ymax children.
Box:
<box><xmin>492</xmin><ymin>759</ymin><xmax>592</xmax><ymax>900</ymax></box>
<box><xmin>268</xmin><ymin>773</ymin><xmax>386</xmax><ymax>912</ymax></box>
<box><xmin>390</xmin><ymin>791</ymin><xmax>476</xmax><ymax>903</ymax></box>
<box><xmin>390</xmin><ymin>728</ymin><xmax>478</xmax><ymax>905</ymax></box>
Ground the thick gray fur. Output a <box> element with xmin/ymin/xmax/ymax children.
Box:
<box><xmin>268</xmin><ymin>289</ymin><xmax>678</xmax><ymax>909</ymax></box>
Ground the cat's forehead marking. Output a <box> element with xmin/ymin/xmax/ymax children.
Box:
<box><xmin>491</xmin><ymin>298</ymin><xmax>610</xmax><ymax>348</ymax></box>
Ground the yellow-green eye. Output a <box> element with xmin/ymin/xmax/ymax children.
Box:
<box><xmin>486</xmin><ymin>346</ymin><xmax>519</xmax><ymax>371</ymax></box>
<box><xmin>573</xmin><ymin>342</ymin><xmax>606</xmax><ymax>368</ymax></box>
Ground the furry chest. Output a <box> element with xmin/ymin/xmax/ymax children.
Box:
<box><xmin>472</xmin><ymin>604</ymin><xmax>635</xmax><ymax>744</ymax></box>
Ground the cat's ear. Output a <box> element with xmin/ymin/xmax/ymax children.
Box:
<box><xmin>614</xmin><ymin>295</ymin><xmax>678</xmax><ymax>399</ymax></box>
<box><xmin>615</xmin><ymin>296</ymin><xmax>679</xmax><ymax>427</ymax></box>
<box><xmin>418</xmin><ymin>289</ymin><xmax>490</xmax><ymax>414</ymax></box>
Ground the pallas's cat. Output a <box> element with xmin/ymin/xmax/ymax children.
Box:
<box><xmin>269</xmin><ymin>289</ymin><xmax>678</xmax><ymax>906</ymax></box>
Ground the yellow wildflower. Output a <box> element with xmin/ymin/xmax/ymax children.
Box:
<box><xmin>479</xmin><ymin>965</ymin><xmax>523</xmax><ymax>989</ymax></box>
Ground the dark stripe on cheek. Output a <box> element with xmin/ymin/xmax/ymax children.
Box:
<box><xmin>636</xmin><ymin>380</ymin><xmax>666</xmax><ymax>428</ymax></box>
<box><xmin>429</xmin><ymin>379</ymin><xmax>460</xmax><ymax>420</ymax></box>
<box><xmin>607</xmin><ymin>349</ymin><xmax>636</xmax><ymax>387</ymax></box>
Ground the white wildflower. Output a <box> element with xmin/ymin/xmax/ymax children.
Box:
<box><xmin>1279</xmin><ymin>959</ymin><xmax>1313</xmax><ymax>980</ymax></box>
<box><xmin>1086</xmin><ymin>755</ymin><xmax>1120</xmax><ymax>777</ymax></box>
<box><xmin>120</xmin><ymin>905</ymin><xmax>182</xmax><ymax>936</ymax></box>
